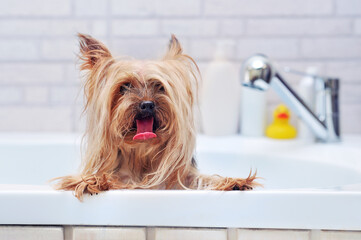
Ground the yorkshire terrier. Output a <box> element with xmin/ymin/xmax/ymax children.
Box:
<box><xmin>54</xmin><ymin>33</ymin><xmax>258</xmax><ymax>200</ymax></box>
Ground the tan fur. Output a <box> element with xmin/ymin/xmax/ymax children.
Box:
<box><xmin>53</xmin><ymin>33</ymin><xmax>259</xmax><ymax>201</ymax></box>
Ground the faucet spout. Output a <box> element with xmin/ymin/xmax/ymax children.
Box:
<box><xmin>242</xmin><ymin>54</ymin><xmax>340</xmax><ymax>142</ymax></box>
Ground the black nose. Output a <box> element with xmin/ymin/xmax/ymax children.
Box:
<box><xmin>139</xmin><ymin>101</ymin><xmax>155</xmax><ymax>111</ymax></box>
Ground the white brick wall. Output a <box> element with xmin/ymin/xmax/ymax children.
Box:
<box><xmin>0</xmin><ymin>0</ymin><xmax>360</xmax><ymax>134</ymax></box>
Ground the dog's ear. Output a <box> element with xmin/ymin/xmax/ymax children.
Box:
<box><xmin>78</xmin><ymin>33</ymin><xmax>112</xmax><ymax>70</ymax></box>
<box><xmin>164</xmin><ymin>34</ymin><xmax>183</xmax><ymax>59</ymax></box>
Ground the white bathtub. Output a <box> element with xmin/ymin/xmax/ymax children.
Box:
<box><xmin>0</xmin><ymin>133</ymin><xmax>360</xmax><ymax>230</ymax></box>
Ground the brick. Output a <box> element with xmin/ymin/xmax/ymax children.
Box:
<box><xmin>0</xmin><ymin>20</ymin><xmax>89</xmax><ymax>37</ymax></box>
<box><xmin>74</xmin><ymin>104</ymin><xmax>86</xmax><ymax>132</ymax></box>
<box><xmin>336</xmin><ymin>0</ymin><xmax>361</xmax><ymax>15</ymax></box>
<box><xmin>111</xmin><ymin>20</ymin><xmax>159</xmax><ymax>37</ymax></box>
<box><xmin>24</xmin><ymin>87</ymin><xmax>49</xmax><ymax>104</ymax></box>
<box><xmin>90</xmin><ymin>21</ymin><xmax>108</xmax><ymax>37</ymax></box>
<box><xmin>301</xmin><ymin>38</ymin><xmax>361</xmax><ymax>59</ymax></box>
<box><xmin>110</xmin><ymin>38</ymin><xmax>169</xmax><ymax>59</ymax></box>
<box><xmin>0</xmin><ymin>0</ymin><xmax>71</xmax><ymax>16</ymax></box>
<box><xmin>189</xmin><ymin>39</ymin><xmax>237</xmax><ymax>61</ymax></box>
<box><xmin>154</xmin><ymin>228</ymin><xmax>227</xmax><ymax>240</ymax></box>
<box><xmin>65</xmin><ymin>226</ymin><xmax>146</xmax><ymax>240</ymax></box>
<box><xmin>354</xmin><ymin>19</ymin><xmax>361</xmax><ymax>35</ymax></box>
<box><xmin>220</xmin><ymin>20</ymin><xmax>245</xmax><ymax>36</ymax></box>
<box><xmin>40</xmin><ymin>39</ymin><xmax>78</xmax><ymax>60</ymax></box>
<box><xmin>237</xmin><ymin>38</ymin><xmax>299</xmax><ymax>60</ymax></box>
<box><xmin>0</xmin><ymin>40</ymin><xmax>39</xmax><ymax>60</ymax></box>
<box><xmin>325</xmin><ymin>61</ymin><xmax>361</xmax><ymax>82</ymax></box>
<box><xmin>0</xmin><ymin>226</ymin><xmax>63</xmax><ymax>240</ymax></box>
<box><xmin>341</xmin><ymin>104</ymin><xmax>361</xmax><ymax>134</ymax></box>
<box><xmin>340</xmin><ymin>83</ymin><xmax>361</xmax><ymax>104</ymax></box>
<box><xmin>111</xmin><ymin>0</ymin><xmax>156</xmax><ymax>16</ymax></box>
<box><xmin>156</xmin><ymin>0</ymin><xmax>201</xmax><ymax>16</ymax></box>
<box><xmin>204</xmin><ymin>0</ymin><xmax>333</xmax><ymax>16</ymax></box>
<box><xmin>161</xmin><ymin>19</ymin><xmax>219</xmax><ymax>37</ymax></box>
<box><xmin>247</xmin><ymin>19</ymin><xmax>352</xmax><ymax>36</ymax></box>
<box><xmin>237</xmin><ymin>229</ymin><xmax>310</xmax><ymax>240</ymax></box>
<box><xmin>0</xmin><ymin>87</ymin><xmax>22</xmax><ymax>104</ymax></box>
<box><xmin>74</xmin><ymin>0</ymin><xmax>107</xmax><ymax>16</ymax></box>
<box><xmin>64</xmin><ymin>64</ymin><xmax>81</xmax><ymax>84</ymax></box>
<box><xmin>0</xmin><ymin>106</ymin><xmax>72</xmax><ymax>131</ymax></box>
<box><xmin>50</xmin><ymin>86</ymin><xmax>80</xmax><ymax>104</ymax></box>
<box><xmin>0</xmin><ymin>64</ymin><xmax>63</xmax><ymax>84</ymax></box>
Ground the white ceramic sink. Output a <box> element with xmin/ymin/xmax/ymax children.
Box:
<box><xmin>0</xmin><ymin>134</ymin><xmax>360</xmax><ymax>230</ymax></box>
<box><xmin>196</xmin><ymin>136</ymin><xmax>361</xmax><ymax>190</ymax></box>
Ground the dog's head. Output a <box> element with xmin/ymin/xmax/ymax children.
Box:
<box><xmin>78</xmin><ymin>34</ymin><xmax>199</xmax><ymax>149</ymax></box>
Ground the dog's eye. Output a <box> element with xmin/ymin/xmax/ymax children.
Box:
<box><xmin>155</xmin><ymin>83</ymin><xmax>165</xmax><ymax>93</ymax></box>
<box><xmin>120</xmin><ymin>83</ymin><xmax>132</xmax><ymax>94</ymax></box>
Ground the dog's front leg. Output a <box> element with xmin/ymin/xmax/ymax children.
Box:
<box><xmin>54</xmin><ymin>173</ymin><xmax>126</xmax><ymax>201</ymax></box>
<box><xmin>188</xmin><ymin>170</ymin><xmax>259</xmax><ymax>191</ymax></box>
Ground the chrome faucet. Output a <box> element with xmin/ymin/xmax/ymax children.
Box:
<box><xmin>242</xmin><ymin>54</ymin><xmax>340</xmax><ymax>142</ymax></box>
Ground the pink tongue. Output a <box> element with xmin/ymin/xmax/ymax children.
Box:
<box><xmin>133</xmin><ymin>117</ymin><xmax>157</xmax><ymax>140</ymax></box>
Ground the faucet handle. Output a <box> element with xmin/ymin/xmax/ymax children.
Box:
<box><xmin>283</xmin><ymin>67</ymin><xmax>323</xmax><ymax>80</ymax></box>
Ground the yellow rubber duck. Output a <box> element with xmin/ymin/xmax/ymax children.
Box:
<box><xmin>266</xmin><ymin>104</ymin><xmax>297</xmax><ymax>139</ymax></box>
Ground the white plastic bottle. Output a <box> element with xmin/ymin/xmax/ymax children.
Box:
<box><xmin>298</xmin><ymin>67</ymin><xmax>317</xmax><ymax>141</ymax></box>
<box><xmin>200</xmin><ymin>41</ymin><xmax>240</xmax><ymax>136</ymax></box>
<box><xmin>240</xmin><ymin>86</ymin><xmax>267</xmax><ymax>137</ymax></box>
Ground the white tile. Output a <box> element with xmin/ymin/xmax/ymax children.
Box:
<box><xmin>340</xmin><ymin>83</ymin><xmax>361</xmax><ymax>104</ymax></box>
<box><xmin>204</xmin><ymin>0</ymin><xmax>333</xmax><ymax>16</ymax></box>
<box><xmin>161</xmin><ymin>20</ymin><xmax>219</xmax><ymax>37</ymax></box>
<box><xmin>65</xmin><ymin>226</ymin><xmax>146</xmax><ymax>240</ymax></box>
<box><xmin>0</xmin><ymin>40</ymin><xmax>39</xmax><ymax>60</ymax></box>
<box><xmin>336</xmin><ymin>0</ymin><xmax>361</xmax><ymax>15</ymax></box>
<box><xmin>237</xmin><ymin>38</ymin><xmax>299</xmax><ymax>60</ymax></box>
<box><xmin>325</xmin><ymin>61</ymin><xmax>361</xmax><ymax>83</ymax></box>
<box><xmin>0</xmin><ymin>87</ymin><xmax>22</xmax><ymax>104</ymax></box>
<box><xmin>111</xmin><ymin>20</ymin><xmax>159</xmax><ymax>37</ymax></box>
<box><xmin>354</xmin><ymin>19</ymin><xmax>361</xmax><ymax>35</ymax></box>
<box><xmin>247</xmin><ymin>19</ymin><xmax>352</xmax><ymax>36</ymax></box>
<box><xmin>0</xmin><ymin>64</ymin><xmax>63</xmax><ymax>84</ymax></box>
<box><xmin>341</xmin><ymin>103</ymin><xmax>361</xmax><ymax>134</ymax></box>
<box><xmin>0</xmin><ymin>106</ymin><xmax>72</xmax><ymax>131</ymax></box>
<box><xmin>0</xmin><ymin>0</ymin><xmax>71</xmax><ymax>16</ymax></box>
<box><xmin>110</xmin><ymin>38</ymin><xmax>169</xmax><ymax>59</ymax></box>
<box><xmin>74</xmin><ymin>103</ymin><xmax>86</xmax><ymax>133</ymax></box>
<box><xmin>189</xmin><ymin>39</ymin><xmax>237</xmax><ymax>61</ymax></box>
<box><xmin>50</xmin><ymin>86</ymin><xmax>80</xmax><ymax>104</ymax></box>
<box><xmin>156</xmin><ymin>0</ymin><xmax>201</xmax><ymax>16</ymax></box>
<box><xmin>0</xmin><ymin>226</ymin><xmax>63</xmax><ymax>240</ymax></box>
<box><xmin>74</xmin><ymin>0</ymin><xmax>107</xmax><ymax>16</ymax></box>
<box><xmin>40</xmin><ymin>39</ymin><xmax>78</xmax><ymax>60</ymax></box>
<box><xmin>24</xmin><ymin>87</ymin><xmax>49</xmax><ymax>104</ymax></box>
<box><xmin>220</xmin><ymin>20</ymin><xmax>245</xmax><ymax>36</ymax></box>
<box><xmin>111</xmin><ymin>0</ymin><xmax>156</xmax><ymax>16</ymax></box>
<box><xmin>237</xmin><ymin>229</ymin><xmax>310</xmax><ymax>240</ymax></box>
<box><xmin>90</xmin><ymin>20</ymin><xmax>108</xmax><ymax>37</ymax></box>
<box><xmin>154</xmin><ymin>228</ymin><xmax>227</xmax><ymax>240</ymax></box>
<box><xmin>301</xmin><ymin>38</ymin><xmax>361</xmax><ymax>59</ymax></box>
<box><xmin>0</xmin><ymin>20</ymin><xmax>89</xmax><ymax>37</ymax></box>
<box><xmin>320</xmin><ymin>230</ymin><xmax>361</xmax><ymax>240</ymax></box>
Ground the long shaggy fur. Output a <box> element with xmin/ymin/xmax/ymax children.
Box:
<box><xmin>53</xmin><ymin>33</ymin><xmax>259</xmax><ymax>200</ymax></box>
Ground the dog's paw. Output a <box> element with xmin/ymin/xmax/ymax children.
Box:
<box><xmin>232</xmin><ymin>183</ymin><xmax>253</xmax><ymax>191</ymax></box>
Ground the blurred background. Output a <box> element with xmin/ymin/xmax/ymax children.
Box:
<box><xmin>0</xmin><ymin>0</ymin><xmax>360</xmax><ymax>134</ymax></box>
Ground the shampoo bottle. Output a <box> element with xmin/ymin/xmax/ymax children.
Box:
<box><xmin>240</xmin><ymin>86</ymin><xmax>267</xmax><ymax>137</ymax></box>
<box><xmin>200</xmin><ymin>41</ymin><xmax>240</xmax><ymax>136</ymax></box>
